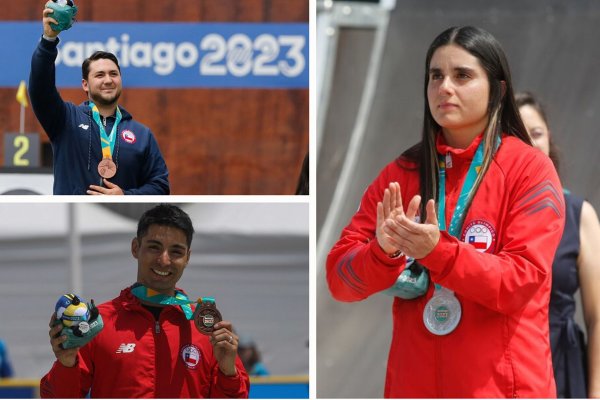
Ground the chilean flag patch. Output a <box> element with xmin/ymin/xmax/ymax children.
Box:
<box><xmin>461</xmin><ymin>219</ymin><xmax>496</xmax><ymax>253</ymax></box>
<box><xmin>121</xmin><ymin>130</ymin><xmax>136</xmax><ymax>144</ymax></box>
<box><xmin>180</xmin><ymin>344</ymin><xmax>201</xmax><ymax>369</ymax></box>
<box><xmin>468</xmin><ymin>235</ymin><xmax>488</xmax><ymax>250</ymax></box>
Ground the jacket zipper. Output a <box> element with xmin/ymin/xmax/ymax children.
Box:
<box><xmin>435</xmin><ymin>336</ymin><xmax>442</xmax><ymax>397</ymax></box>
<box><xmin>102</xmin><ymin>116</ymin><xmax>107</xmax><ymax>127</ymax></box>
<box><xmin>154</xmin><ymin>315</ymin><xmax>161</xmax><ymax>397</ymax></box>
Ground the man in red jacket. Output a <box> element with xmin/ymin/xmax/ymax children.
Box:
<box><xmin>41</xmin><ymin>204</ymin><xmax>249</xmax><ymax>398</ymax></box>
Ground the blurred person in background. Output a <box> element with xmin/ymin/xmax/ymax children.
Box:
<box><xmin>29</xmin><ymin>4</ymin><xmax>169</xmax><ymax>195</ymax></box>
<box><xmin>237</xmin><ymin>336</ymin><xmax>270</xmax><ymax>376</ymax></box>
<box><xmin>0</xmin><ymin>339</ymin><xmax>14</xmax><ymax>378</ymax></box>
<box><xmin>516</xmin><ymin>91</ymin><xmax>600</xmax><ymax>398</ymax></box>
<box><xmin>41</xmin><ymin>204</ymin><xmax>249</xmax><ymax>398</ymax></box>
<box><xmin>326</xmin><ymin>26</ymin><xmax>564</xmax><ymax>397</ymax></box>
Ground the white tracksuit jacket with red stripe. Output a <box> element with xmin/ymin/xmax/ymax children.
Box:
<box><xmin>40</xmin><ymin>287</ymin><xmax>249</xmax><ymax>398</ymax></box>
<box><xmin>327</xmin><ymin>134</ymin><xmax>564</xmax><ymax>398</ymax></box>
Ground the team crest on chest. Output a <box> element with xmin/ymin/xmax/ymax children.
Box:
<box><xmin>121</xmin><ymin>130</ymin><xmax>136</xmax><ymax>144</ymax></box>
<box><xmin>180</xmin><ymin>344</ymin><xmax>201</xmax><ymax>369</ymax></box>
<box><xmin>461</xmin><ymin>219</ymin><xmax>496</xmax><ymax>253</ymax></box>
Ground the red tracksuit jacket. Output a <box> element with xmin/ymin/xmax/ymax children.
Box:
<box><xmin>327</xmin><ymin>134</ymin><xmax>565</xmax><ymax>398</ymax></box>
<box><xmin>40</xmin><ymin>287</ymin><xmax>249</xmax><ymax>398</ymax></box>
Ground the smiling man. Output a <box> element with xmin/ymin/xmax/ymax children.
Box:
<box><xmin>41</xmin><ymin>204</ymin><xmax>249</xmax><ymax>398</ymax></box>
<box><xmin>28</xmin><ymin>4</ymin><xmax>169</xmax><ymax>195</ymax></box>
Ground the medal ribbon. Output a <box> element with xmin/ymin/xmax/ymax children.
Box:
<box><xmin>130</xmin><ymin>283</ymin><xmax>215</xmax><ymax>320</ymax></box>
<box><xmin>89</xmin><ymin>102</ymin><xmax>122</xmax><ymax>160</ymax></box>
<box><xmin>435</xmin><ymin>137</ymin><xmax>500</xmax><ymax>291</ymax></box>
<box><xmin>435</xmin><ymin>139</ymin><xmax>484</xmax><ymax>292</ymax></box>
<box><xmin>438</xmin><ymin>141</ymin><xmax>484</xmax><ymax>236</ymax></box>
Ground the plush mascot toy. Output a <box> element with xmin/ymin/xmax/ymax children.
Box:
<box><xmin>55</xmin><ymin>294</ymin><xmax>103</xmax><ymax>349</ymax></box>
<box><xmin>45</xmin><ymin>0</ymin><xmax>78</xmax><ymax>32</ymax></box>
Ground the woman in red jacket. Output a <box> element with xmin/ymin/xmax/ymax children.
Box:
<box><xmin>326</xmin><ymin>26</ymin><xmax>565</xmax><ymax>397</ymax></box>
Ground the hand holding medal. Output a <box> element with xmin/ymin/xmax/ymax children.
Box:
<box><xmin>130</xmin><ymin>285</ymin><xmax>239</xmax><ymax>376</ymax></box>
<box><xmin>192</xmin><ymin>298</ymin><xmax>223</xmax><ymax>334</ymax></box>
<box><xmin>193</xmin><ymin>298</ymin><xmax>239</xmax><ymax>376</ymax></box>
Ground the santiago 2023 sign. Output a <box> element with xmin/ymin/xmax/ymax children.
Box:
<box><xmin>1</xmin><ymin>22</ymin><xmax>308</xmax><ymax>89</ymax></box>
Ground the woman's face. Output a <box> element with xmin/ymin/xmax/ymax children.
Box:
<box><xmin>518</xmin><ymin>104</ymin><xmax>550</xmax><ymax>156</ymax></box>
<box><xmin>427</xmin><ymin>44</ymin><xmax>491</xmax><ymax>144</ymax></box>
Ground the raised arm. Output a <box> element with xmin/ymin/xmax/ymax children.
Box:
<box><xmin>28</xmin><ymin>7</ymin><xmax>68</xmax><ymax>141</ymax></box>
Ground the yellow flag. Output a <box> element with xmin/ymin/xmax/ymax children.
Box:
<box><xmin>16</xmin><ymin>80</ymin><xmax>28</xmax><ymax>108</ymax></box>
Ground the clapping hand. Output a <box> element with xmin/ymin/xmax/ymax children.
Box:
<box><xmin>376</xmin><ymin>182</ymin><xmax>440</xmax><ymax>259</ymax></box>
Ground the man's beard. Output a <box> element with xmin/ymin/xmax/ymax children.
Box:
<box><xmin>90</xmin><ymin>88</ymin><xmax>121</xmax><ymax>108</ymax></box>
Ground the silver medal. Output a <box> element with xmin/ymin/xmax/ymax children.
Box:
<box><xmin>423</xmin><ymin>287</ymin><xmax>461</xmax><ymax>335</ymax></box>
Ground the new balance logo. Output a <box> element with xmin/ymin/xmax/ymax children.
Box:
<box><xmin>78</xmin><ymin>124</ymin><xmax>89</xmax><ymax>130</ymax></box>
<box><xmin>116</xmin><ymin>343</ymin><xmax>136</xmax><ymax>353</ymax></box>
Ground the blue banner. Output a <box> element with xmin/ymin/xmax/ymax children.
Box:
<box><xmin>250</xmin><ymin>382</ymin><xmax>309</xmax><ymax>398</ymax></box>
<box><xmin>0</xmin><ymin>22</ymin><xmax>308</xmax><ymax>88</ymax></box>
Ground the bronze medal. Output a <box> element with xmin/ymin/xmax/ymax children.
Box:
<box><xmin>193</xmin><ymin>299</ymin><xmax>222</xmax><ymax>335</ymax></box>
<box><xmin>97</xmin><ymin>158</ymin><xmax>117</xmax><ymax>179</ymax></box>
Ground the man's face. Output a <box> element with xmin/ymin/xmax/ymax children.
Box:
<box><xmin>132</xmin><ymin>224</ymin><xmax>191</xmax><ymax>296</ymax></box>
<box><xmin>82</xmin><ymin>58</ymin><xmax>122</xmax><ymax>107</ymax></box>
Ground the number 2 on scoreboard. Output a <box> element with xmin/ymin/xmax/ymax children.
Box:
<box><xmin>13</xmin><ymin>135</ymin><xmax>30</xmax><ymax>166</ymax></box>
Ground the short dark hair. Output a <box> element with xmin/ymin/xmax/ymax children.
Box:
<box><xmin>137</xmin><ymin>204</ymin><xmax>195</xmax><ymax>247</ymax></box>
<box><xmin>82</xmin><ymin>51</ymin><xmax>121</xmax><ymax>80</ymax></box>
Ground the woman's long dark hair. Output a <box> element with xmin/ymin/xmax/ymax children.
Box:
<box><xmin>403</xmin><ymin>26</ymin><xmax>530</xmax><ymax>221</ymax></box>
<box><xmin>514</xmin><ymin>91</ymin><xmax>561</xmax><ymax>174</ymax></box>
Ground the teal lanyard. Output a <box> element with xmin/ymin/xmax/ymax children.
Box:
<box><xmin>435</xmin><ymin>140</ymin><xmax>486</xmax><ymax>290</ymax></box>
<box><xmin>437</xmin><ymin>141</ymin><xmax>485</xmax><ymax>236</ymax></box>
<box><xmin>89</xmin><ymin>102</ymin><xmax>122</xmax><ymax>159</ymax></box>
<box><xmin>130</xmin><ymin>283</ymin><xmax>215</xmax><ymax>320</ymax></box>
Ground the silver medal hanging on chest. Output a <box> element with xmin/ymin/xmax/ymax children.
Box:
<box><xmin>423</xmin><ymin>286</ymin><xmax>461</xmax><ymax>335</ymax></box>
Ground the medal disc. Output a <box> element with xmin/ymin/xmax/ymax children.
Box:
<box><xmin>193</xmin><ymin>301</ymin><xmax>222</xmax><ymax>335</ymax></box>
<box><xmin>98</xmin><ymin>158</ymin><xmax>117</xmax><ymax>179</ymax></box>
<box><xmin>423</xmin><ymin>289</ymin><xmax>461</xmax><ymax>335</ymax></box>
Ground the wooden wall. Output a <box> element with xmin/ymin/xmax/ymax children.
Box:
<box><xmin>0</xmin><ymin>0</ymin><xmax>309</xmax><ymax>194</ymax></box>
